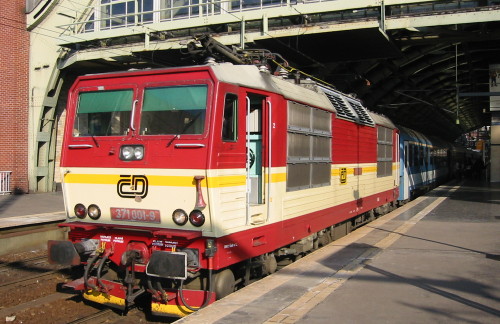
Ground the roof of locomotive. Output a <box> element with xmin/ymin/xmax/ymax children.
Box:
<box><xmin>77</xmin><ymin>63</ymin><xmax>389</xmax><ymax>125</ymax></box>
<box><xmin>77</xmin><ymin>62</ymin><xmax>337</xmax><ymax>112</ymax></box>
<box><xmin>209</xmin><ymin>63</ymin><xmax>335</xmax><ymax>112</ymax></box>
<box><xmin>211</xmin><ymin>63</ymin><xmax>386</xmax><ymax>129</ymax></box>
<box><xmin>369</xmin><ymin>111</ymin><xmax>396</xmax><ymax>129</ymax></box>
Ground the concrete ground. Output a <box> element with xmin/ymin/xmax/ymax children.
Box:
<box><xmin>0</xmin><ymin>191</ymin><xmax>64</xmax><ymax>218</ymax></box>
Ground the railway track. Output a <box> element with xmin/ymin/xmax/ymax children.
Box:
<box><xmin>66</xmin><ymin>309</ymin><xmax>116</xmax><ymax>324</ymax></box>
<box><xmin>0</xmin><ymin>268</ymin><xmax>61</xmax><ymax>289</ymax></box>
<box><xmin>0</xmin><ymin>249</ymin><xmax>109</xmax><ymax>323</ymax></box>
<box><xmin>0</xmin><ymin>255</ymin><xmax>47</xmax><ymax>270</ymax></box>
<box><xmin>0</xmin><ymin>247</ymin><xmax>170</xmax><ymax>324</ymax></box>
<box><xmin>0</xmin><ymin>219</ymin><xmax>168</xmax><ymax>324</ymax></box>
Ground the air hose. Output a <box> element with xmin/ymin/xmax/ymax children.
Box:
<box><xmin>178</xmin><ymin>257</ymin><xmax>214</xmax><ymax>311</ymax></box>
<box><xmin>96</xmin><ymin>254</ymin><xmax>109</xmax><ymax>291</ymax></box>
<box><xmin>83</xmin><ymin>253</ymin><xmax>101</xmax><ymax>290</ymax></box>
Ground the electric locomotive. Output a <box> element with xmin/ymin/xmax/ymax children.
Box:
<box><xmin>48</xmin><ymin>59</ymin><xmax>400</xmax><ymax>317</ymax></box>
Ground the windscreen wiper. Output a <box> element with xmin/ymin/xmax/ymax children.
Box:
<box><xmin>166</xmin><ymin>112</ymin><xmax>202</xmax><ymax>147</ymax></box>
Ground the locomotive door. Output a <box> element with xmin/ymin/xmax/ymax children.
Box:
<box><xmin>245</xmin><ymin>93</ymin><xmax>270</xmax><ymax>225</ymax></box>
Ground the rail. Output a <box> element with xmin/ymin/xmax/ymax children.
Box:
<box><xmin>0</xmin><ymin>171</ymin><xmax>11</xmax><ymax>195</ymax></box>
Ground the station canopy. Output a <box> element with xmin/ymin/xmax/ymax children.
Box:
<box><xmin>57</xmin><ymin>3</ymin><xmax>500</xmax><ymax>143</ymax></box>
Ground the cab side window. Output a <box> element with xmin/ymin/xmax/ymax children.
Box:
<box><xmin>222</xmin><ymin>94</ymin><xmax>238</xmax><ymax>142</ymax></box>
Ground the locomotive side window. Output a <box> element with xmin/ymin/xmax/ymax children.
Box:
<box><xmin>73</xmin><ymin>89</ymin><xmax>133</xmax><ymax>137</ymax></box>
<box><xmin>222</xmin><ymin>93</ymin><xmax>238</xmax><ymax>142</ymax></box>
<box><xmin>140</xmin><ymin>85</ymin><xmax>208</xmax><ymax>135</ymax></box>
<box><xmin>286</xmin><ymin>102</ymin><xmax>332</xmax><ymax>191</ymax></box>
<box><xmin>377</xmin><ymin>126</ymin><xmax>393</xmax><ymax>177</ymax></box>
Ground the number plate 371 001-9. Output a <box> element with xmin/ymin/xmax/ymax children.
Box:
<box><xmin>110</xmin><ymin>207</ymin><xmax>161</xmax><ymax>223</ymax></box>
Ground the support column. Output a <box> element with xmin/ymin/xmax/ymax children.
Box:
<box><xmin>489</xmin><ymin>64</ymin><xmax>500</xmax><ymax>182</ymax></box>
<box><xmin>27</xmin><ymin>0</ymin><xmax>70</xmax><ymax>192</ymax></box>
<box><xmin>491</xmin><ymin>113</ymin><xmax>500</xmax><ymax>182</ymax></box>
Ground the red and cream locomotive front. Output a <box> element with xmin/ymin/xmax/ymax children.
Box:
<box><xmin>48</xmin><ymin>67</ymin><xmax>224</xmax><ymax>316</ymax></box>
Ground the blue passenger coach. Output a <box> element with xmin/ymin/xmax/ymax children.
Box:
<box><xmin>398</xmin><ymin>126</ymin><xmax>451</xmax><ymax>202</ymax></box>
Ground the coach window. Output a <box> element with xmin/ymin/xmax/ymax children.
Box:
<box><xmin>222</xmin><ymin>94</ymin><xmax>238</xmax><ymax>142</ymax></box>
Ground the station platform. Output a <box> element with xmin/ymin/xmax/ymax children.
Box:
<box><xmin>177</xmin><ymin>179</ymin><xmax>500</xmax><ymax>324</ymax></box>
<box><xmin>0</xmin><ymin>191</ymin><xmax>65</xmax><ymax>228</ymax></box>
<box><xmin>0</xmin><ymin>191</ymin><xmax>66</xmax><ymax>255</ymax></box>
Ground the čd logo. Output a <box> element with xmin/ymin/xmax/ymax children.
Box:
<box><xmin>117</xmin><ymin>175</ymin><xmax>149</xmax><ymax>198</ymax></box>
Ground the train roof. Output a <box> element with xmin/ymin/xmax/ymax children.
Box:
<box><xmin>77</xmin><ymin>62</ymin><xmax>379</xmax><ymax>127</ymax></box>
<box><xmin>398</xmin><ymin>125</ymin><xmax>451</xmax><ymax>148</ymax></box>
<box><xmin>211</xmin><ymin>63</ymin><xmax>380</xmax><ymax>127</ymax></box>
<box><xmin>210</xmin><ymin>63</ymin><xmax>335</xmax><ymax>112</ymax></box>
<box><xmin>368</xmin><ymin>111</ymin><xmax>396</xmax><ymax>129</ymax></box>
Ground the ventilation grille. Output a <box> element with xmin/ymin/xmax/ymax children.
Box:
<box><xmin>347</xmin><ymin>99</ymin><xmax>374</xmax><ymax>126</ymax></box>
<box><xmin>319</xmin><ymin>85</ymin><xmax>374</xmax><ymax>126</ymax></box>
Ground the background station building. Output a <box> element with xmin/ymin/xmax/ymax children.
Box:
<box><xmin>0</xmin><ymin>0</ymin><xmax>30</xmax><ymax>194</ymax></box>
<box><xmin>1</xmin><ymin>0</ymin><xmax>499</xmax><ymax>194</ymax></box>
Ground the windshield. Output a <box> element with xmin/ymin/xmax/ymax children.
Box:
<box><xmin>140</xmin><ymin>85</ymin><xmax>208</xmax><ymax>135</ymax></box>
<box><xmin>73</xmin><ymin>89</ymin><xmax>133</xmax><ymax>137</ymax></box>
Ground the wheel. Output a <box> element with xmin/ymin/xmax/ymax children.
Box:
<box><xmin>213</xmin><ymin>269</ymin><xmax>235</xmax><ymax>299</ymax></box>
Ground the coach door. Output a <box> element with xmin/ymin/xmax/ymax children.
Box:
<box><xmin>245</xmin><ymin>93</ymin><xmax>271</xmax><ymax>225</ymax></box>
<box><xmin>401</xmin><ymin>141</ymin><xmax>411</xmax><ymax>200</ymax></box>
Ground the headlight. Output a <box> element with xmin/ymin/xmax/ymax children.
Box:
<box><xmin>121</xmin><ymin>146</ymin><xmax>134</xmax><ymax>160</ymax></box>
<box><xmin>189</xmin><ymin>210</ymin><xmax>205</xmax><ymax>227</ymax></box>
<box><xmin>134</xmin><ymin>146</ymin><xmax>144</xmax><ymax>159</ymax></box>
<box><xmin>172</xmin><ymin>209</ymin><xmax>188</xmax><ymax>226</ymax></box>
<box><xmin>120</xmin><ymin>145</ymin><xmax>144</xmax><ymax>161</ymax></box>
<box><xmin>88</xmin><ymin>204</ymin><xmax>101</xmax><ymax>220</ymax></box>
<box><xmin>74</xmin><ymin>204</ymin><xmax>86</xmax><ymax>219</ymax></box>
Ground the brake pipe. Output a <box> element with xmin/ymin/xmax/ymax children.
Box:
<box><xmin>178</xmin><ymin>257</ymin><xmax>213</xmax><ymax>312</ymax></box>
<box><xmin>83</xmin><ymin>253</ymin><xmax>101</xmax><ymax>291</ymax></box>
<box><xmin>96</xmin><ymin>253</ymin><xmax>110</xmax><ymax>293</ymax></box>
<box><xmin>83</xmin><ymin>241</ymin><xmax>107</xmax><ymax>291</ymax></box>
<box><xmin>155</xmin><ymin>280</ymin><xmax>169</xmax><ymax>303</ymax></box>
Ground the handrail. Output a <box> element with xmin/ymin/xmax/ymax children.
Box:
<box><xmin>130</xmin><ymin>99</ymin><xmax>138</xmax><ymax>132</ymax></box>
<box><xmin>0</xmin><ymin>171</ymin><xmax>12</xmax><ymax>195</ymax></box>
<box><xmin>56</xmin><ymin>0</ymin><xmax>500</xmax><ymax>39</ymax></box>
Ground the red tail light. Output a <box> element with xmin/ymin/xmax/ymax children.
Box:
<box><xmin>74</xmin><ymin>204</ymin><xmax>86</xmax><ymax>219</ymax></box>
<box><xmin>189</xmin><ymin>210</ymin><xmax>205</xmax><ymax>227</ymax></box>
